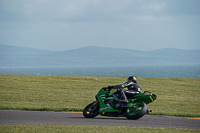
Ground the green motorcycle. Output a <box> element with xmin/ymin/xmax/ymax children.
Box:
<box><xmin>83</xmin><ymin>87</ymin><xmax>157</xmax><ymax>120</ymax></box>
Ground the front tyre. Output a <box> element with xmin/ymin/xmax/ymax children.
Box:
<box><xmin>83</xmin><ymin>101</ymin><xmax>99</xmax><ymax>118</ymax></box>
<box><xmin>125</xmin><ymin>101</ymin><xmax>147</xmax><ymax>120</ymax></box>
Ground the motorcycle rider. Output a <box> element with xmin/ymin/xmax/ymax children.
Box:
<box><xmin>108</xmin><ymin>76</ymin><xmax>143</xmax><ymax>103</ymax></box>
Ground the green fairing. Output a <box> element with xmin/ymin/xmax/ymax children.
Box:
<box><xmin>96</xmin><ymin>89</ymin><xmax>119</xmax><ymax>113</ymax></box>
<box><xmin>96</xmin><ymin>88</ymin><xmax>157</xmax><ymax>114</ymax></box>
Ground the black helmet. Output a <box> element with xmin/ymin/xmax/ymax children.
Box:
<box><xmin>127</xmin><ymin>76</ymin><xmax>137</xmax><ymax>83</ymax></box>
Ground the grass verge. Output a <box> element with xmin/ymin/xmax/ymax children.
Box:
<box><xmin>0</xmin><ymin>125</ymin><xmax>199</xmax><ymax>133</ymax></box>
<box><xmin>0</xmin><ymin>74</ymin><xmax>200</xmax><ymax>117</ymax></box>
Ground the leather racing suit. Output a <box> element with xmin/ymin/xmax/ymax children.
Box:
<box><xmin>109</xmin><ymin>81</ymin><xmax>143</xmax><ymax>103</ymax></box>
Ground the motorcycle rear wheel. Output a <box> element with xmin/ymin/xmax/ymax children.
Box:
<box><xmin>83</xmin><ymin>101</ymin><xmax>99</xmax><ymax>118</ymax></box>
<box><xmin>125</xmin><ymin>101</ymin><xmax>147</xmax><ymax>120</ymax></box>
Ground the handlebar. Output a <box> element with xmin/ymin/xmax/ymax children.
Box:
<box><xmin>102</xmin><ymin>87</ymin><xmax>111</xmax><ymax>91</ymax></box>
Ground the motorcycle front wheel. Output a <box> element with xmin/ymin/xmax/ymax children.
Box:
<box><xmin>83</xmin><ymin>101</ymin><xmax>99</xmax><ymax>118</ymax></box>
<box><xmin>125</xmin><ymin>101</ymin><xmax>147</xmax><ymax>120</ymax></box>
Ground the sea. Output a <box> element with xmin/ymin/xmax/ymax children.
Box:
<box><xmin>0</xmin><ymin>64</ymin><xmax>200</xmax><ymax>78</ymax></box>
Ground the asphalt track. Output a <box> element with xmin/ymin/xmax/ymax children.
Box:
<box><xmin>0</xmin><ymin>110</ymin><xmax>199</xmax><ymax>129</ymax></box>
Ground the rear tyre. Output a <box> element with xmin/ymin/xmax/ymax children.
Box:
<box><xmin>83</xmin><ymin>101</ymin><xmax>99</xmax><ymax>118</ymax></box>
<box><xmin>125</xmin><ymin>101</ymin><xmax>147</xmax><ymax>120</ymax></box>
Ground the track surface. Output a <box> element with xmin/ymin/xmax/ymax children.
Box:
<box><xmin>0</xmin><ymin>110</ymin><xmax>199</xmax><ymax>129</ymax></box>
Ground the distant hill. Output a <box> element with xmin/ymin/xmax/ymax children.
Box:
<box><xmin>0</xmin><ymin>44</ymin><xmax>200</xmax><ymax>67</ymax></box>
<box><xmin>0</xmin><ymin>44</ymin><xmax>52</xmax><ymax>55</ymax></box>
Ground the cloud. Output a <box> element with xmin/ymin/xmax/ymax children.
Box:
<box><xmin>0</xmin><ymin>0</ymin><xmax>200</xmax><ymax>51</ymax></box>
<box><xmin>142</xmin><ymin>3</ymin><xmax>166</xmax><ymax>15</ymax></box>
<box><xmin>1</xmin><ymin>0</ymin><xmax>199</xmax><ymax>22</ymax></box>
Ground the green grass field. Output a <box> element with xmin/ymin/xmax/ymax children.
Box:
<box><xmin>0</xmin><ymin>74</ymin><xmax>200</xmax><ymax>117</ymax></box>
<box><xmin>0</xmin><ymin>125</ymin><xmax>200</xmax><ymax>133</ymax></box>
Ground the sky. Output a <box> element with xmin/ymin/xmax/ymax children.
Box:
<box><xmin>0</xmin><ymin>0</ymin><xmax>200</xmax><ymax>51</ymax></box>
